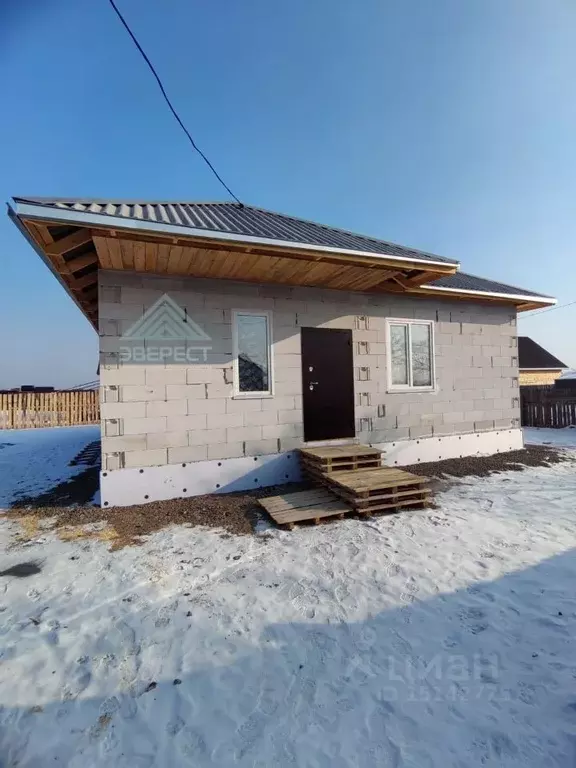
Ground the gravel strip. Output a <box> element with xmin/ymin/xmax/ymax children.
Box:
<box><xmin>5</xmin><ymin>481</ymin><xmax>312</xmax><ymax>548</ymax></box>
<box><xmin>5</xmin><ymin>446</ymin><xmax>572</xmax><ymax>548</ymax></box>
<box><xmin>404</xmin><ymin>444</ymin><xmax>572</xmax><ymax>480</ymax></box>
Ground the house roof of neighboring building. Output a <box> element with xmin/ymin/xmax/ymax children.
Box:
<box><xmin>11</xmin><ymin>197</ymin><xmax>459</xmax><ymax>267</ymax></box>
<box><xmin>518</xmin><ymin>336</ymin><xmax>567</xmax><ymax>370</ymax></box>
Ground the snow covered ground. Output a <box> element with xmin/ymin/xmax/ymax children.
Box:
<box><xmin>0</xmin><ymin>425</ymin><xmax>99</xmax><ymax>508</ymax></box>
<box><xmin>2</xmin><ymin>447</ymin><xmax>576</xmax><ymax>766</ymax></box>
<box><xmin>524</xmin><ymin>426</ymin><xmax>576</xmax><ymax>449</ymax></box>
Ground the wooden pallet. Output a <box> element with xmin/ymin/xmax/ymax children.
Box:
<box><xmin>299</xmin><ymin>445</ymin><xmax>383</xmax><ymax>475</ymax></box>
<box><xmin>337</xmin><ymin>487</ymin><xmax>431</xmax><ymax>513</ymax></box>
<box><xmin>327</xmin><ymin>467</ymin><xmax>431</xmax><ymax>513</ymax></box>
<box><xmin>258</xmin><ymin>488</ymin><xmax>352</xmax><ymax>529</ymax></box>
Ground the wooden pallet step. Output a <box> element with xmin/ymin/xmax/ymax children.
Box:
<box><xmin>337</xmin><ymin>487</ymin><xmax>432</xmax><ymax>506</ymax></box>
<box><xmin>300</xmin><ymin>457</ymin><xmax>382</xmax><ymax>473</ymax></box>
<box><xmin>328</xmin><ymin>467</ymin><xmax>429</xmax><ymax>494</ymax></box>
<box><xmin>355</xmin><ymin>497</ymin><xmax>430</xmax><ymax>515</ymax></box>
<box><xmin>300</xmin><ymin>453</ymin><xmax>382</xmax><ymax>467</ymax></box>
<box><xmin>300</xmin><ymin>445</ymin><xmax>383</xmax><ymax>461</ymax></box>
<box><xmin>260</xmin><ymin>488</ymin><xmax>337</xmax><ymax>510</ymax></box>
<box><xmin>273</xmin><ymin>501</ymin><xmax>351</xmax><ymax>525</ymax></box>
<box><xmin>258</xmin><ymin>487</ymin><xmax>352</xmax><ymax>528</ymax></box>
<box><xmin>302</xmin><ymin>476</ymin><xmax>431</xmax><ymax>512</ymax></box>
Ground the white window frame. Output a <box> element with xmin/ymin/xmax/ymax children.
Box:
<box><xmin>386</xmin><ymin>318</ymin><xmax>436</xmax><ymax>393</ymax></box>
<box><xmin>232</xmin><ymin>309</ymin><xmax>274</xmax><ymax>398</ymax></box>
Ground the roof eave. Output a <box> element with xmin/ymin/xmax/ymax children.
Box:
<box><xmin>12</xmin><ymin>200</ymin><xmax>460</xmax><ymax>273</ymax></box>
<box><xmin>7</xmin><ymin>203</ymin><xmax>98</xmax><ymax>330</ymax></box>
<box><xmin>421</xmin><ymin>283</ymin><xmax>556</xmax><ymax>310</ymax></box>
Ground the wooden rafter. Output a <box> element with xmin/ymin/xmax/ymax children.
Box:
<box><xmin>45</xmin><ymin>228</ymin><xmax>93</xmax><ymax>256</ymax></box>
<box><xmin>21</xmin><ymin>221</ymin><xmax>98</xmax><ymax>330</ymax></box>
<box><xmin>67</xmin><ymin>253</ymin><xmax>98</xmax><ymax>273</ymax></box>
<box><xmin>401</xmin><ymin>270</ymin><xmax>444</xmax><ymax>287</ymax></box>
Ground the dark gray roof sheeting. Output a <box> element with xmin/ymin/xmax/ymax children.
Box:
<box><xmin>429</xmin><ymin>271</ymin><xmax>552</xmax><ymax>299</ymax></box>
<box><xmin>518</xmin><ymin>337</ymin><xmax>566</xmax><ymax>369</ymax></box>
<box><xmin>12</xmin><ymin>197</ymin><xmax>554</xmax><ymax>301</ymax></box>
<box><xmin>13</xmin><ymin>198</ymin><xmax>458</xmax><ymax>265</ymax></box>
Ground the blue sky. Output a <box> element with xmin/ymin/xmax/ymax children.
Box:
<box><xmin>1</xmin><ymin>0</ymin><xmax>575</xmax><ymax>388</ymax></box>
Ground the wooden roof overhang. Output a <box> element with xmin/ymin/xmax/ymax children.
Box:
<box><xmin>8</xmin><ymin>202</ymin><xmax>553</xmax><ymax>328</ymax></box>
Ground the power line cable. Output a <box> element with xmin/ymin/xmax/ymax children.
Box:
<box><xmin>522</xmin><ymin>299</ymin><xmax>576</xmax><ymax>319</ymax></box>
<box><xmin>106</xmin><ymin>0</ymin><xmax>242</xmax><ymax>205</ymax></box>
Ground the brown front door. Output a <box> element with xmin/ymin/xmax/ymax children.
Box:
<box><xmin>301</xmin><ymin>327</ymin><xmax>356</xmax><ymax>442</ymax></box>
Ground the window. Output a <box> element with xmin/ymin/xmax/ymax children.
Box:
<box><xmin>232</xmin><ymin>310</ymin><xmax>273</xmax><ymax>396</ymax></box>
<box><xmin>387</xmin><ymin>319</ymin><xmax>434</xmax><ymax>390</ymax></box>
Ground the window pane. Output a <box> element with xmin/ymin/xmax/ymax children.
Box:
<box><xmin>411</xmin><ymin>324</ymin><xmax>432</xmax><ymax>387</ymax></box>
<box><xmin>237</xmin><ymin>314</ymin><xmax>270</xmax><ymax>392</ymax></box>
<box><xmin>390</xmin><ymin>324</ymin><xmax>409</xmax><ymax>385</ymax></box>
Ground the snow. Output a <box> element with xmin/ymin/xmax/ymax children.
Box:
<box><xmin>524</xmin><ymin>426</ymin><xmax>576</xmax><ymax>448</ymax></box>
<box><xmin>2</xmin><ymin>454</ymin><xmax>576</xmax><ymax>766</ymax></box>
<box><xmin>0</xmin><ymin>426</ymin><xmax>99</xmax><ymax>508</ymax></box>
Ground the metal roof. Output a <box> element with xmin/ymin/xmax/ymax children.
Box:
<box><xmin>429</xmin><ymin>271</ymin><xmax>553</xmax><ymax>300</ymax></box>
<box><xmin>518</xmin><ymin>337</ymin><xmax>566</xmax><ymax>369</ymax></box>
<box><xmin>11</xmin><ymin>197</ymin><xmax>554</xmax><ymax>304</ymax></box>
<box><xmin>12</xmin><ymin>197</ymin><xmax>458</xmax><ymax>266</ymax></box>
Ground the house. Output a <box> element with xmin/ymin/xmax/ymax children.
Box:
<box><xmin>518</xmin><ymin>336</ymin><xmax>566</xmax><ymax>386</ymax></box>
<box><xmin>8</xmin><ymin>197</ymin><xmax>556</xmax><ymax>507</ymax></box>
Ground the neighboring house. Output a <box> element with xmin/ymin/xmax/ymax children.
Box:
<box><xmin>518</xmin><ymin>336</ymin><xmax>566</xmax><ymax>386</ymax></box>
<box><xmin>8</xmin><ymin>197</ymin><xmax>556</xmax><ymax>506</ymax></box>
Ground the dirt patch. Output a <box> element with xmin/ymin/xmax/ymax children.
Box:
<box><xmin>405</xmin><ymin>444</ymin><xmax>572</xmax><ymax>481</ymax></box>
<box><xmin>57</xmin><ymin>523</ymin><xmax>119</xmax><ymax>544</ymax></box>
<box><xmin>5</xmin><ymin>481</ymin><xmax>312</xmax><ymax>549</ymax></box>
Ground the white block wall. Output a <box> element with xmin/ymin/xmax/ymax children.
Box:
<box><xmin>98</xmin><ymin>271</ymin><xmax>520</xmax><ymax>473</ymax></box>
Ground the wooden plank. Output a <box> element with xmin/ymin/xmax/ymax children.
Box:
<box><xmin>72</xmin><ymin>273</ymin><xmax>98</xmax><ymax>290</ymax></box>
<box><xmin>301</xmin><ymin>456</ymin><xmax>382</xmax><ymax>470</ymax></box>
<box><xmin>157</xmin><ymin>243</ymin><xmax>170</xmax><ymax>273</ymax></box>
<box><xmin>119</xmin><ymin>239</ymin><xmax>135</xmax><ymax>269</ymax></box>
<box><xmin>327</xmin><ymin>467</ymin><xmax>420</xmax><ymax>483</ymax></box>
<box><xmin>67</xmin><ymin>253</ymin><xmax>98</xmax><ymax>273</ymax></box>
<box><xmin>260</xmin><ymin>489</ymin><xmax>335</xmax><ymax>510</ymax></box>
<box><xmin>106</xmin><ymin>237</ymin><xmax>124</xmax><ymax>270</ymax></box>
<box><xmin>259</xmin><ymin>487</ymin><xmax>351</xmax><ymax>525</ymax></box>
<box><xmin>300</xmin><ymin>445</ymin><xmax>382</xmax><ymax>461</ymax></box>
<box><xmin>347</xmin><ymin>487</ymin><xmax>431</xmax><ymax>506</ymax></box>
<box><xmin>174</xmin><ymin>245</ymin><xmax>194</xmax><ymax>273</ymax></box>
<box><xmin>45</xmin><ymin>228</ymin><xmax>92</xmax><ymax>256</ymax></box>
<box><xmin>334</xmin><ymin>475</ymin><xmax>427</xmax><ymax>493</ymax></box>
<box><xmin>296</xmin><ymin>261</ymin><xmax>344</xmax><ymax>286</ymax></box>
<box><xmin>145</xmin><ymin>241</ymin><xmax>157</xmax><ymax>272</ymax></box>
<box><xmin>133</xmin><ymin>241</ymin><xmax>146</xmax><ymax>271</ymax></box>
<box><xmin>272</xmin><ymin>501</ymin><xmax>352</xmax><ymax>524</ymax></box>
<box><xmin>26</xmin><ymin>221</ymin><xmax>52</xmax><ymax>247</ymax></box>
<box><xmin>166</xmin><ymin>245</ymin><xmax>185</xmax><ymax>273</ymax></box>
<box><xmin>93</xmin><ymin>236</ymin><xmax>113</xmax><ymax>269</ymax></box>
<box><xmin>353</xmin><ymin>497</ymin><xmax>429</xmax><ymax>514</ymax></box>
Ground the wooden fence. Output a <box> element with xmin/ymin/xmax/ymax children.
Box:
<box><xmin>520</xmin><ymin>385</ymin><xmax>576</xmax><ymax>428</ymax></box>
<box><xmin>0</xmin><ymin>391</ymin><xmax>100</xmax><ymax>429</ymax></box>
